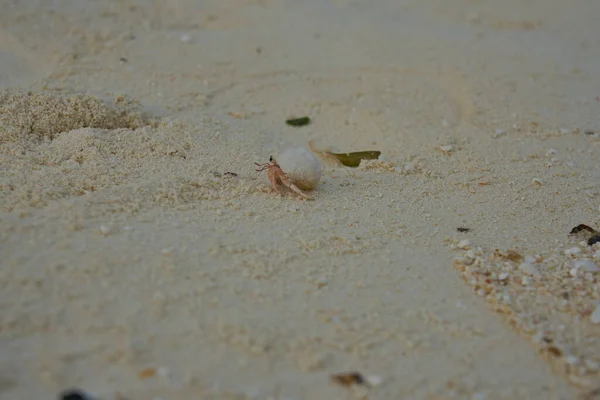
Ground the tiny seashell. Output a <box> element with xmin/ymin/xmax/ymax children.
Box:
<box><xmin>275</xmin><ymin>147</ymin><xmax>322</xmax><ymax>190</ymax></box>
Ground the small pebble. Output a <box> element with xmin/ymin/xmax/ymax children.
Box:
<box><xmin>564</xmin><ymin>247</ymin><xmax>581</xmax><ymax>256</ymax></box>
<box><xmin>492</xmin><ymin>129</ymin><xmax>506</xmax><ymax>138</ymax></box>
<box><xmin>403</xmin><ymin>163</ymin><xmax>415</xmax><ymax>173</ymax></box>
<box><xmin>316</xmin><ymin>277</ymin><xmax>329</xmax><ymax>289</ymax></box>
<box><xmin>457</xmin><ymin>239</ymin><xmax>471</xmax><ymax>249</ymax></box>
<box><xmin>366</xmin><ymin>375</ymin><xmax>383</xmax><ymax>387</ymax></box>
<box><xmin>498</xmin><ymin>272</ymin><xmax>509</xmax><ymax>281</ymax></box>
<box><xmin>99</xmin><ymin>224</ymin><xmax>112</xmax><ymax>236</ymax></box>
<box><xmin>59</xmin><ymin>389</ymin><xmax>95</xmax><ymax>400</ymax></box>
<box><xmin>180</xmin><ymin>33</ymin><xmax>192</xmax><ymax>43</ymax></box>
<box><xmin>519</xmin><ymin>262</ymin><xmax>541</xmax><ymax>277</ymax></box>
<box><xmin>157</xmin><ymin>366</ymin><xmax>170</xmax><ymax>378</ymax></box>
<box><xmin>524</xmin><ymin>255</ymin><xmax>537</xmax><ymax>264</ymax></box>
<box><xmin>472</xmin><ymin>392</ymin><xmax>487</xmax><ymax>400</ymax></box>
<box><xmin>440</xmin><ymin>145</ymin><xmax>453</xmax><ymax>153</ymax></box>
<box><xmin>586</xmin><ymin>359</ymin><xmax>600</xmax><ymax>371</ymax></box>
<box><xmin>590</xmin><ymin>304</ymin><xmax>600</xmax><ymax>324</ymax></box>
<box><xmin>566</xmin><ymin>355</ymin><xmax>580</xmax><ymax>366</ymax></box>
<box><xmin>574</xmin><ymin>259</ymin><xmax>600</xmax><ymax>272</ymax></box>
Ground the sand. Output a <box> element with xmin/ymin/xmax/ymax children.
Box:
<box><xmin>1</xmin><ymin>1</ymin><xmax>599</xmax><ymax>399</ymax></box>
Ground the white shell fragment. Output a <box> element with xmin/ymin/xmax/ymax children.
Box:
<box><xmin>440</xmin><ymin>144</ymin><xmax>453</xmax><ymax>153</ymax></box>
<box><xmin>274</xmin><ymin>147</ymin><xmax>322</xmax><ymax>190</ymax></box>
<box><xmin>519</xmin><ymin>261</ymin><xmax>541</xmax><ymax>277</ymax></box>
<box><xmin>457</xmin><ymin>239</ymin><xmax>471</xmax><ymax>250</ymax></box>
<box><xmin>565</xmin><ymin>247</ymin><xmax>581</xmax><ymax>256</ymax></box>
<box><xmin>574</xmin><ymin>259</ymin><xmax>600</xmax><ymax>273</ymax></box>
<box><xmin>365</xmin><ymin>374</ymin><xmax>383</xmax><ymax>387</ymax></box>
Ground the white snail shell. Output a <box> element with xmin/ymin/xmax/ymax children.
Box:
<box><xmin>274</xmin><ymin>147</ymin><xmax>322</xmax><ymax>190</ymax></box>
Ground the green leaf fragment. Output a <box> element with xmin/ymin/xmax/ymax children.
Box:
<box><xmin>329</xmin><ymin>151</ymin><xmax>381</xmax><ymax>167</ymax></box>
<box><xmin>286</xmin><ymin>116</ymin><xmax>311</xmax><ymax>127</ymax></box>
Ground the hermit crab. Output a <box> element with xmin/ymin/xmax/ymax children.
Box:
<box><xmin>255</xmin><ymin>147</ymin><xmax>322</xmax><ymax>199</ymax></box>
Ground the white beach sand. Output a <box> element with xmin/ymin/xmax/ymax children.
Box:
<box><xmin>1</xmin><ymin>1</ymin><xmax>600</xmax><ymax>399</ymax></box>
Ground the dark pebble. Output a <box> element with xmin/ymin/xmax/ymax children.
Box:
<box><xmin>59</xmin><ymin>389</ymin><xmax>94</xmax><ymax>400</ymax></box>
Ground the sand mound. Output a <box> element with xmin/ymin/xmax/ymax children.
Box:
<box><xmin>0</xmin><ymin>90</ymin><xmax>182</xmax><ymax>211</ymax></box>
<box><xmin>0</xmin><ymin>90</ymin><xmax>152</xmax><ymax>142</ymax></box>
<box><xmin>0</xmin><ymin>96</ymin><xmax>255</xmax><ymax>213</ymax></box>
<box><xmin>0</xmin><ymin>125</ymin><xmax>196</xmax><ymax>211</ymax></box>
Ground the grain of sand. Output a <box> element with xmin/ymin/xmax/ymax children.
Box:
<box><xmin>1</xmin><ymin>1</ymin><xmax>599</xmax><ymax>399</ymax></box>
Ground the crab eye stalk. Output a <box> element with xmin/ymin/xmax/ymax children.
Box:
<box><xmin>269</xmin><ymin>156</ymin><xmax>273</xmax><ymax>162</ymax></box>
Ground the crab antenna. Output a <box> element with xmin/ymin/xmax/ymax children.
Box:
<box><xmin>254</xmin><ymin>162</ymin><xmax>272</xmax><ymax>172</ymax></box>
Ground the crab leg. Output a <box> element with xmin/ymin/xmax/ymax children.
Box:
<box><xmin>278</xmin><ymin>173</ymin><xmax>312</xmax><ymax>199</ymax></box>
